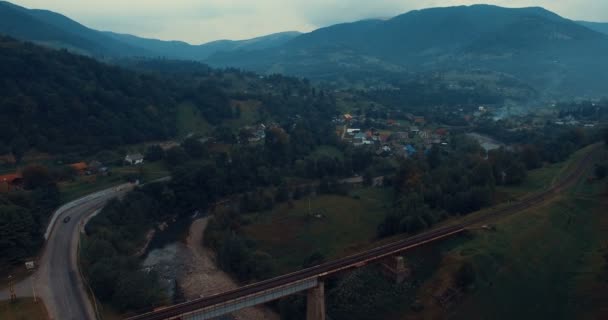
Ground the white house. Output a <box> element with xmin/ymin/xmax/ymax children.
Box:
<box><xmin>125</xmin><ymin>153</ymin><xmax>144</xmax><ymax>165</ymax></box>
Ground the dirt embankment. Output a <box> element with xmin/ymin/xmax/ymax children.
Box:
<box><xmin>180</xmin><ymin>218</ymin><xmax>279</xmax><ymax>320</ymax></box>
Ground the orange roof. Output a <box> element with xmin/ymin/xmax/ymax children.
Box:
<box><xmin>0</xmin><ymin>173</ymin><xmax>22</xmax><ymax>183</ymax></box>
<box><xmin>70</xmin><ymin>162</ymin><xmax>88</xmax><ymax>171</ymax></box>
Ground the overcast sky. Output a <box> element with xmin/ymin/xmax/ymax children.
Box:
<box><xmin>10</xmin><ymin>0</ymin><xmax>608</xmax><ymax>44</ymax></box>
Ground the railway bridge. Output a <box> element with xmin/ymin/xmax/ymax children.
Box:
<box><xmin>126</xmin><ymin>225</ymin><xmax>465</xmax><ymax>320</ymax></box>
<box><xmin>126</xmin><ymin>144</ymin><xmax>600</xmax><ymax>320</ymax></box>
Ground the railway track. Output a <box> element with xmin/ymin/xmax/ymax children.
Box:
<box><xmin>126</xmin><ymin>144</ymin><xmax>601</xmax><ymax>320</ymax></box>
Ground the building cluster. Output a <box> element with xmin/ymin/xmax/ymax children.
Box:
<box><xmin>239</xmin><ymin>124</ymin><xmax>267</xmax><ymax>144</ymax></box>
<box><xmin>341</xmin><ymin>113</ymin><xmax>450</xmax><ymax>159</ymax></box>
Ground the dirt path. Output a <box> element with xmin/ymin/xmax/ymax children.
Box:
<box><xmin>180</xmin><ymin>218</ymin><xmax>279</xmax><ymax>320</ymax></box>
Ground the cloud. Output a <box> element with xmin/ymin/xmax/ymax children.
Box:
<box><xmin>9</xmin><ymin>0</ymin><xmax>608</xmax><ymax>43</ymax></box>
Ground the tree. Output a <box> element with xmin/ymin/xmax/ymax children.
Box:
<box><xmin>165</xmin><ymin>147</ymin><xmax>190</xmax><ymax>167</ymax></box>
<box><xmin>521</xmin><ymin>145</ymin><xmax>542</xmax><ymax>169</ymax></box>
<box><xmin>0</xmin><ymin>205</ymin><xmax>38</xmax><ymax>265</ymax></box>
<box><xmin>182</xmin><ymin>138</ymin><xmax>206</xmax><ymax>159</ymax></box>
<box><xmin>111</xmin><ymin>270</ymin><xmax>166</xmax><ymax>311</ymax></box>
<box><xmin>595</xmin><ymin>164</ymin><xmax>608</xmax><ymax>180</ymax></box>
<box><xmin>454</xmin><ymin>262</ymin><xmax>475</xmax><ymax>288</ymax></box>
<box><xmin>10</xmin><ymin>136</ymin><xmax>28</xmax><ymax>163</ymax></box>
<box><xmin>363</xmin><ymin>170</ymin><xmax>373</xmax><ymax>187</ymax></box>
<box><xmin>22</xmin><ymin>165</ymin><xmax>53</xmax><ymax>190</ymax></box>
<box><xmin>145</xmin><ymin>145</ymin><xmax>165</xmax><ymax>162</ymax></box>
<box><xmin>214</xmin><ymin>126</ymin><xmax>237</xmax><ymax>144</ymax></box>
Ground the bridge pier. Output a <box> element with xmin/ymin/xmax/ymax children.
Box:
<box><xmin>306</xmin><ymin>281</ymin><xmax>325</xmax><ymax>320</ymax></box>
<box><xmin>382</xmin><ymin>256</ymin><xmax>411</xmax><ymax>283</ymax></box>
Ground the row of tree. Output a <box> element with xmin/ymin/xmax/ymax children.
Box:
<box><xmin>0</xmin><ymin>167</ymin><xmax>60</xmax><ymax>267</ymax></box>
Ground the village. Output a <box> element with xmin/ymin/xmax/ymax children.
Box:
<box><xmin>1</xmin><ymin>101</ymin><xmax>604</xmax><ymax>196</ymax></box>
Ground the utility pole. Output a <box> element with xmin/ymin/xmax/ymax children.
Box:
<box><xmin>30</xmin><ymin>274</ymin><xmax>37</xmax><ymax>303</ymax></box>
<box><xmin>8</xmin><ymin>275</ymin><xmax>16</xmax><ymax>302</ymax></box>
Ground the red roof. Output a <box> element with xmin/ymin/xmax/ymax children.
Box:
<box><xmin>436</xmin><ymin>128</ymin><xmax>448</xmax><ymax>136</ymax></box>
<box><xmin>70</xmin><ymin>162</ymin><xmax>88</xmax><ymax>171</ymax></box>
<box><xmin>0</xmin><ymin>173</ymin><xmax>22</xmax><ymax>184</ymax></box>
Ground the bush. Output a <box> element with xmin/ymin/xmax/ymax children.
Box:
<box><xmin>595</xmin><ymin>163</ymin><xmax>608</xmax><ymax>180</ymax></box>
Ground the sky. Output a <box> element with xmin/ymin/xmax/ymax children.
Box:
<box><xmin>9</xmin><ymin>0</ymin><xmax>608</xmax><ymax>44</ymax></box>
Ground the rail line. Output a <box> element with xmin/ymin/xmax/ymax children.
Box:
<box><xmin>126</xmin><ymin>144</ymin><xmax>600</xmax><ymax>320</ymax></box>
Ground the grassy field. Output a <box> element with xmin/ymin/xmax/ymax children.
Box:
<box><xmin>401</xmin><ymin>147</ymin><xmax>608</xmax><ymax>320</ymax></box>
<box><xmin>59</xmin><ymin>162</ymin><xmax>170</xmax><ymax>202</ymax></box>
<box><xmin>244</xmin><ymin>188</ymin><xmax>392</xmax><ymax>273</ymax></box>
<box><xmin>223</xmin><ymin>99</ymin><xmax>260</xmax><ymax>129</ymax></box>
<box><xmin>497</xmin><ymin>144</ymin><xmax>597</xmax><ymax>199</ymax></box>
<box><xmin>310</xmin><ymin>145</ymin><xmax>344</xmax><ymax>160</ymax></box>
<box><xmin>0</xmin><ymin>298</ymin><xmax>49</xmax><ymax>320</ymax></box>
<box><xmin>176</xmin><ymin>103</ymin><xmax>212</xmax><ymax>138</ymax></box>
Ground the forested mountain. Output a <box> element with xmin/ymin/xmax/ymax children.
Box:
<box><xmin>207</xmin><ymin>5</ymin><xmax>608</xmax><ymax>98</ymax></box>
<box><xmin>0</xmin><ymin>1</ymin><xmax>299</xmax><ymax>60</ymax></box>
<box><xmin>0</xmin><ymin>35</ymin><xmax>341</xmax><ymax>160</ymax></box>
<box><xmin>0</xmin><ymin>1</ymin><xmax>149</xmax><ymax>57</ymax></box>
<box><xmin>577</xmin><ymin>21</ymin><xmax>608</xmax><ymax>35</ymax></box>
<box><xmin>2</xmin><ymin>2</ymin><xmax>607</xmax><ymax>98</ymax></box>
<box><xmin>104</xmin><ymin>31</ymin><xmax>301</xmax><ymax>60</ymax></box>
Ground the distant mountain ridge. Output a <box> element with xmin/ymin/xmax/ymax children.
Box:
<box><xmin>206</xmin><ymin>5</ymin><xmax>608</xmax><ymax>97</ymax></box>
<box><xmin>1</xmin><ymin>1</ymin><xmax>608</xmax><ymax>97</ymax></box>
<box><xmin>104</xmin><ymin>31</ymin><xmax>301</xmax><ymax>60</ymax></box>
<box><xmin>0</xmin><ymin>1</ymin><xmax>300</xmax><ymax>60</ymax></box>
<box><xmin>577</xmin><ymin>21</ymin><xmax>608</xmax><ymax>35</ymax></box>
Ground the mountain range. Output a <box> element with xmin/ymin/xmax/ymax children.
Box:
<box><xmin>206</xmin><ymin>5</ymin><xmax>608</xmax><ymax>97</ymax></box>
<box><xmin>0</xmin><ymin>1</ymin><xmax>300</xmax><ymax>59</ymax></box>
<box><xmin>1</xmin><ymin>1</ymin><xmax>608</xmax><ymax>98</ymax></box>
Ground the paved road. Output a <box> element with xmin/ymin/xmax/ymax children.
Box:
<box><xmin>0</xmin><ymin>183</ymin><xmax>135</xmax><ymax>320</ymax></box>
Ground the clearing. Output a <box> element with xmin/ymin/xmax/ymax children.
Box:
<box><xmin>244</xmin><ymin>188</ymin><xmax>391</xmax><ymax>273</ymax></box>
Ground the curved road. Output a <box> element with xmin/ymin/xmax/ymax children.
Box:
<box><xmin>0</xmin><ymin>144</ymin><xmax>600</xmax><ymax>320</ymax></box>
<box><xmin>1</xmin><ymin>183</ymin><xmax>135</xmax><ymax>320</ymax></box>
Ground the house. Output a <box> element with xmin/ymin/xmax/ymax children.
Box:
<box><xmin>88</xmin><ymin>160</ymin><xmax>103</xmax><ymax>174</ymax></box>
<box><xmin>410</xmin><ymin>126</ymin><xmax>420</xmax><ymax>134</ymax></box>
<box><xmin>414</xmin><ymin>116</ymin><xmax>426</xmax><ymax>125</ymax></box>
<box><xmin>353</xmin><ymin>132</ymin><xmax>366</xmax><ymax>146</ymax></box>
<box><xmin>125</xmin><ymin>153</ymin><xmax>144</xmax><ymax>165</ymax></box>
<box><xmin>344</xmin><ymin>114</ymin><xmax>353</xmax><ymax>122</ymax></box>
<box><xmin>0</xmin><ymin>173</ymin><xmax>23</xmax><ymax>193</ymax></box>
<box><xmin>70</xmin><ymin>162</ymin><xmax>89</xmax><ymax>175</ymax></box>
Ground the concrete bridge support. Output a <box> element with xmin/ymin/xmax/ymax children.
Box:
<box><xmin>382</xmin><ymin>256</ymin><xmax>411</xmax><ymax>283</ymax></box>
<box><xmin>306</xmin><ymin>281</ymin><xmax>325</xmax><ymax>320</ymax></box>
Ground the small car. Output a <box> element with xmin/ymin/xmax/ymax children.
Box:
<box><xmin>63</xmin><ymin>216</ymin><xmax>71</xmax><ymax>223</ymax></box>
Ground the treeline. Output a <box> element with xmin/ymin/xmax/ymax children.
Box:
<box><xmin>0</xmin><ymin>36</ymin><xmax>180</xmax><ymax>157</ymax></box>
<box><xmin>82</xmin><ymin>184</ymin><xmax>175</xmax><ymax>312</ymax></box>
<box><xmin>1</xmin><ymin>36</ymin><xmax>334</xmax><ymax>160</ymax></box>
<box><xmin>0</xmin><ymin>166</ymin><xmax>60</xmax><ymax>267</ymax></box>
<box><xmin>378</xmin><ymin>127</ymin><xmax>598</xmax><ymax>238</ymax></box>
<box><xmin>557</xmin><ymin>100</ymin><xmax>608</xmax><ymax>120</ymax></box>
<box><xmin>476</xmin><ymin>120</ymin><xmax>596</xmax><ymax>163</ymax></box>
